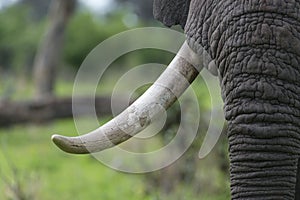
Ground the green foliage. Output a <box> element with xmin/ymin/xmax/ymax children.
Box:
<box><xmin>0</xmin><ymin>3</ymin><xmax>156</xmax><ymax>73</ymax></box>
<box><xmin>63</xmin><ymin>10</ymin><xmax>175</xmax><ymax>70</ymax></box>
<box><xmin>64</xmin><ymin>13</ymin><xmax>105</xmax><ymax>68</ymax></box>
<box><xmin>0</xmin><ymin>5</ymin><xmax>45</xmax><ymax>71</ymax></box>
<box><xmin>0</xmin><ymin>3</ymin><xmax>175</xmax><ymax>75</ymax></box>
<box><xmin>64</xmin><ymin>11</ymin><xmax>129</xmax><ymax>69</ymax></box>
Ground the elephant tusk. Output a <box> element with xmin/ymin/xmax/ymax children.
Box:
<box><xmin>52</xmin><ymin>42</ymin><xmax>204</xmax><ymax>154</ymax></box>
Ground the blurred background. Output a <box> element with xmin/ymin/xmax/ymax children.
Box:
<box><xmin>0</xmin><ymin>0</ymin><xmax>230</xmax><ymax>199</ymax></box>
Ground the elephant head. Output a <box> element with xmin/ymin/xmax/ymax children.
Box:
<box><xmin>52</xmin><ymin>0</ymin><xmax>300</xmax><ymax>199</ymax></box>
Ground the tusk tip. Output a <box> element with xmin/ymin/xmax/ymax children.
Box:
<box><xmin>51</xmin><ymin>134</ymin><xmax>70</xmax><ymax>151</ymax></box>
<box><xmin>51</xmin><ymin>134</ymin><xmax>66</xmax><ymax>146</ymax></box>
<box><xmin>51</xmin><ymin>134</ymin><xmax>61</xmax><ymax>142</ymax></box>
<box><xmin>51</xmin><ymin>134</ymin><xmax>89</xmax><ymax>154</ymax></box>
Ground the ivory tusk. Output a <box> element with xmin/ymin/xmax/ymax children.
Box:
<box><xmin>52</xmin><ymin>42</ymin><xmax>204</xmax><ymax>154</ymax></box>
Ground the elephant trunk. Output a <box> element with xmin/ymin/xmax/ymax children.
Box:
<box><xmin>222</xmin><ymin>49</ymin><xmax>300</xmax><ymax>198</ymax></box>
<box><xmin>216</xmin><ymin>12</ymin><xmax>300</xmax><ymax>199</ymax></box>
<box><xmin>227</xmin><ymin>116</ymin><xmax>299</xmax><ymax>198</ymax></box>
<box><xmin>183</xmin><ymin>1</ymin><xmax>300</xmax><ymax>198</ymax></box>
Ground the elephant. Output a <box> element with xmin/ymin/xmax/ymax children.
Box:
<box><xmin>52</xmin><ymin>0</ymin><xmax>300</xmax><ymax>199</ymax></box>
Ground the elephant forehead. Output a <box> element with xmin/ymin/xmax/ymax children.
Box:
<box><xmin>184</xmin><ymin>0</ymin><xmax>300</xmax><ymax>57</ymax></box>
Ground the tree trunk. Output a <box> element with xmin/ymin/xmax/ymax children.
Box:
<box><xmin>33</xmin><ymin>0</ymin><xmax>76</xmax><ymax>100</ymax></box>
<box><xmin>0</xmin><ymin>96</ymin><xmax>118</xmax><ymax>127</ymax></box>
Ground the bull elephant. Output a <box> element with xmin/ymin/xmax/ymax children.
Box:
<box><xmin>52</xmin><ymin>0</ymin><xmax>300</xmax><ymax>199</ymax></box>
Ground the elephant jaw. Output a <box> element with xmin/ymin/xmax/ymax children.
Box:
<box><xmin>51</xmin><ymin>42</ymin><xmax>204</xmax><ymax>154</ymax></box>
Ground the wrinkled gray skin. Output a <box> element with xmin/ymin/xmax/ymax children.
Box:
<box><xmin>154</xmin><ymin>0</ymin><xmax>300</xmax><ymax>199</ymax></box>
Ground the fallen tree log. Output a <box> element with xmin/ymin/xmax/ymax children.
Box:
<box><xmin>0</xmin><ymin>96</ymin><xmax>125</xmax><ymax>127</ymax></box>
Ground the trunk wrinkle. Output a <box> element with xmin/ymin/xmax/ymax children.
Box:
<box><xmin>185</xmin><ymin>0</ymin><xmax>300</xmax><ymax>199</ymax></box>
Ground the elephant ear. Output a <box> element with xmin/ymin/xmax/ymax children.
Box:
<box><xmin>153</xmin><ymin>0</ymin><xmax>191</xmax><ymax>28</ymax></box>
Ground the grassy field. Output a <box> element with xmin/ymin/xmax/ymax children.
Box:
<box><xmin>0</xmin><ymin>120</ymin><xmax>148</xmax><ymax>200</ymax></box>
<box><xmin>0</xmin><ymin>118</ymin><xmax>230</xmax><ymax>200</ymax></box>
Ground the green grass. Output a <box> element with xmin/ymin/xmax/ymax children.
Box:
<box><xmin>0</xmin><ymin>119</ymin><xmax>230</xmax><ymax>200</ymax></box>
<box><xmin>0</xmin><ymin>120</ymin><xmax>148</xmax><ymax>200</ymax></box>
<box><xmin>0</xmin><ymin>120</ymin><xmax>229</xmax><ymax>200</ymax></box>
